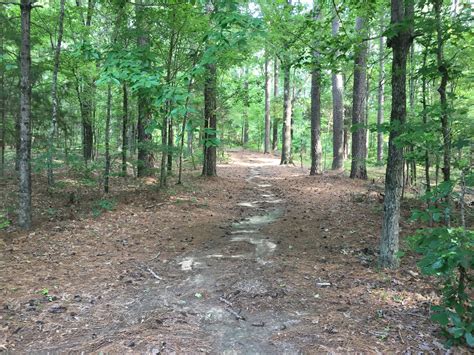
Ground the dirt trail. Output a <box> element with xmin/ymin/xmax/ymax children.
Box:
<box><xmin>0</xmin><ymin>151</ymin><xmax>458</xmax><ymax>353</ymax></box>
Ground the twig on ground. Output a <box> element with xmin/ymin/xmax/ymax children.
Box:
<box><xmin>146</xmin><ymin>267</ymin><xmax>162</xmax><ymax>280</ymax></box>
<box><xmin>219</xmin><ymin>297</ymin><xmax>246</xmax><ymax>320</ymax></box>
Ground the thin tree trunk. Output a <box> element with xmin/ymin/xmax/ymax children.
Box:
<box><xmin>350</xmin><ymin>17</ymin><xmax>368</xmax><ymax>179</ymax></box>
<box><xmin>272</xmin><ymin>58</ymin><xmax>279</xmax><ymax>151</ymax></box>
<box><xmin>202</xmin><ymin>63</ymin><xmax>217</xmax><ymax>176</ymax></box>
<box><xmin>379</xmin><ymin>0</ymin><xmax>414</xmax><ymax>268</ymax></box>
<box><xmin>47</xmin><ymin>0</ymin><xmax>66</xmax><ymax>186</ymax></box>
<box><xmin>178</xmin><ymin>79</ymin><xmax>193</xmax><ymax>184</ymax></box>
<box><xmin>167</xmin><ymin>120</ymin><xmax>173</xmax><ymax>173</ymax></box>
<box><xmin>264</xmin><ymin>55</ymin><xmax>271</xmax><ymax>154</ymax></box>
<box><xmin>121</xmin><ymin>83</ymin><xmax>128</xmax><ymax>176</ymax></box>
<box><xmin>331</xmin><ymin>15</ymin><xmax>344</xmax><ymax>171</ymax></box>
<box><xmin>421</xmin><ymin>47</ymin><xmax>430</xmax><ymax>192</ymax></box>
<box><xmin>0</xmin><ymin>24</ymin><xmax>5</xmax><ymax>178</ymax></box>
<box><xmin>376</xmin><ymin>13</ymin><xmax>385</xmax><ymax>165</ymax></box>
<box><xmin>19</xmin><ymin>0</ymin><xmax>32</xmax><ymax>229</ymax></box>
<box><xmin>104</xmin><ymin>85</ymin><xmax>111</xmax><ymax>193</ymax></box>
<box><xmin>434</xmin><ymin>0</ymin><xmax>450</xmax><ymax>182</ymax></box>
<box><xmin>243</xmin><ymin>71</ymin><xmax>249</xmax><ymax>145</ymax></box>
<box><xmin>280</xmin><ymin>63</ymin><xmax>292</xmax><ymax>165</ymax></box>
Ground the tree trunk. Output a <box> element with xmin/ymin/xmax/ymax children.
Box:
<box><xmin>121</xmin><ymin>83</ymin><xmax>128</xmax><ymax>176</ymax></box>
<box><xmin>47</xmin><ymin>0</ymin><xmax>66</xmax><ymax>186</ymax></box>
<box><xmin>310</xmin><ymin>55</ymin><xmax>322</xmax><ymax>175</ymax></box>
<box><xmin>167</xmin><ymin>120</ymin><xmax>173</xmax><ymax>173</ymax></box>
<box><xmin>421</xmin><ymin>47</ymin><xmax>430</xmax><ymax>192</ymax></box>
<box><xmin>379</xmin><ymin>0</ymin><xmax>414</xmax><ymax>268</ymax></box>
<box><xmin>243</xmin><ymin>73</ymin><xmax>249</xmax><ymax>145</ymax></box>
<box><xmin>264</xmin><ymin>55</ymin><xmax>271</xmax><ymax>154</ymax></box>
<box><xmin>434</xmin><ymin>0</ymin><xmax>450</xmax><ymax>182</ymax></box>
<box><xmin>280</xmin><ymin>63</ymin><xmax>292</xmax><ymax>165</ymax></box>
<box><xmin>136</xmin><ymin>0</ymin><xmax>153</xmax><ymax>177</ymax></box>
<box><xmin>331</xmin><ymin>15</ymin><xmax>344</xmax><ymax>171</ymax></box>
<box><xmin>19</xmin><ymin>0</ymin><xmax>32</xmax><ymax>229</ymax></box>
<box><xmin>272</xmin><ymin>58</ymin><xmax>279</xmax><ymax>151</ymax></box>
<box><xmin>0</xmin><ymin>24</ymin><xmax>5</xmax><ymax>178</ymax></box>
<box><xmin>202</xmin><ymin>63</ymin><xmax>217</xmax><ymax>176</ymax></box>
<box><xmin>376</xmin><ymin>13</ymin><xmax>385</xmax><ymax>165</ymax></box>
<box><xmin>178</xmin><ymin>79</ymin><xmax>193</xmax><ymax>184</ymax></box>
<box><xmin>104</xmin><ymin>85</ymin><xmax>111</xmax><ymax>193</ymax></box>
<box><xmin>350</xmin><ymin>17</ymin><xmax>368</xmax><ymax>179</ymax></box>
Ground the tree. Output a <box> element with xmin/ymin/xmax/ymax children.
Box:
<box><xmin>264</xmin><ymin>54</ymin><xmax>271</xmax><ymax>154</ymax></box>
<box><xmin>272</xmin><ymin>58</ymin><xmax>279</xmax><ymax>151</ymax></box>
<box><xmin>376</xmin><ymin>12</ymin><xmax>385</xmax><ymax>165</ymax></box>
<box><xmin>202</xmin><ymin>62</ymin><xmax>217</xmax><ymax>176</ymax></box>
<box><xmin>280</xmin><ymin>62</ymin><xmax>292</xmax><ymax>165</ymax></box>
<box><xmin>379</xmin><ymin>0</ymin><xmax>414</xmax><ymax>268</ymax></box>
<box><xmin>47</xmin><ymin>0</ymin><xmax>66</xmax><ymax>186</ymax></box>
<box><xmin>309</xmin><ymin>6</ymin><xmax>322</xmax><ymax>175</ymax></box>
<box><xmin>350</xmin><ymin>16</ymin><xmax>368</xmax><ymax>180</ymax></box>
<box><xmin>331</xmin><ymin>15</ymin><xmax>344</xmax><ymax>171</ymax></box>
<box><xmin>19</xmin><ymin>0</ymin><xmax>32</xmax><ymax>229</ymax></box>
<box><xmin>136</xmin><ymin>0</ymin><xmax>153</xmax><ymax>177</ymax></box>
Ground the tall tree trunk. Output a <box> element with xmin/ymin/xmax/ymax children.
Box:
<box><xmin>376</xmin><ymin>12</ymin><xmax>385</xmax><ymax>165</ymax></box>
<box><xmin>434</xmin><ymin>0</ymin><xmax>450</xmax><ymax>182</ymax></box>
<box><xmin>0</xmin><ymin>24</ymin><xmax>5</xmax><ymax>178</ymax></box>
<box><xmin>350</xmin><ymin>17</ymin><xmax>368</xmax><ymax>179</ymax></box>
<box><xmin>421</xmin><ymin>46</ymin><xmax>430</xmax><ymax>192</ymax></box>
<box><xmin>136</xmin><ymin>0</ymin><xmax>153</xmax><ymax>177</ymax></box>
<box><xmin>331</xmin><ymin>16</ymin><xmax>344</xmax><ymax>171</ymax></box>
<box><xmin>379</xmin><ymin>0</ymin><xmax>414</xmax><ymax>268</ymax></box>
<box><xmin>243</xmin><ymin>72</ymin><xmax>249</xmax><ymax>145</ymax></box>
<box><xmin>178</xmin><ymin>79</ymin><xmax>193</xmax><ymax>184</ymax></box>
<box><xmin>19</xmin><ymin>0</ymin><xmax>32</xmax><ymax>229</ymax></box>
<box><xmin>104</xmin><ymin>85</ymin><xmax>111</xmax><ymax>193</ymax></box>
<box><xmin>202</xmin><ymin>63</ymin><xmax>217</xmax><ymax>176</ymax></box>
<box><xmin>264</xmin><ymin>55</ymin><xmax>271</xmax><ymax>154</ymax></box>
<box><xmin>280</xmin><ymin>63</ymin><xmax>292</xmax><ymax>165</ymax></box>
<box><xmin>167</xmin><ymin>120</ymin><xmax>173</xmax><ymax>173</ymax></box>
<box><xmin>121</xmin><ymin>83</ymin><xmax>128</xmax><ymax>176</ymax></box>
<box><xmin>76</xmin><ymin>0</ymin><xmax>95</xmax><ymax>162</ymax></box>
<box><xmin>310</xmin><ymin>10</ymin><xmax>323</xmax><ymax>177</ymax></box>
<box><xmin>272</xmin><ymin>58</ymin><xmax>279</xmax><ymax>151</ymax></box>
<box><xmin>47</xmin><ymin>0</ymin><xmax>66</xmax><ymax>186</ymax></box>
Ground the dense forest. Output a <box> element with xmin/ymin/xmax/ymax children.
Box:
<box><xmin>0</xmin><ymin>0</ymin><xmax>473</xmax><ymax>351</ymax></box>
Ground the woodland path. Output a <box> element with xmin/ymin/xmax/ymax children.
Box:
<box><xmin>1</xmin><ymin>151</ymin><xmax>448</xmax><ymax>352</ymax></box>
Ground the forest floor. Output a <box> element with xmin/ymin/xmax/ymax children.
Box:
<box><xmin>0</xmin><ymin>150</ymin><xmax>466</xmax><ymax>353</ymax></box>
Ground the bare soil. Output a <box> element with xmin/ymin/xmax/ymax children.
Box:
<box><xmin>0</xmin><ymin>151</ymin><xmax>467</xmax><ymax>353</ymax></box>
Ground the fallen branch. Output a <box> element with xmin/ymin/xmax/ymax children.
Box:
<box><xmin>146</xmin><ymin>267</ymin><xmax>163</xmax><ymax>280</ymax></box>
<box><xmin>219</xmin><ymin>297</ymin><xmax>245</xmax><ymax>321</ymax></box>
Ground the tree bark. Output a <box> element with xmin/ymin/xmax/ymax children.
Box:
<box><xmin>104</xmin><ymin>85</ymin><xmax>111</xmax><ymax>193</ymax></box>
<box><xmin>379</xmin><ymin>0</ymin><xmax>414</xmax><ymax>268</ymax></box>
<box><xmin>121</xmin><ymin>83</ymin><xmax>128</xmax><ymax>176</ymax></box>
<box><xmin>264</xmin><ymin>55</ymin><xmax>271</xmax><ymax>154</ymax></box>
<box><xmin>47</xmin><ymin>0</ymin><xmax>66</xmax><ymax>186</ymax></box>
<box><xmin>19</xmin><ymin>0</ymin><xmax>32</xmax><ymax>229</ymax></box>
<box><xmin>332</xmin><ymin>16</ymin><xmax>344</xmax><ymax>170</ymax></box>
<box><xmin>280</xmin><ymin>63</ymin><xmax>292</xmax><ymax>165</ymax></box>
<box><xmin>350</xmin><ymin>17</ymin><xmax>368</xmax><ymax>179</ymax></box>
<box><xmin>136</xmin><ymin>0</ymin><xmax>153</xmax><ymax>177</ymax></box>
<box><xmin>272</xmin><ymin>58</ymin><xmax>279</xmax><ymax>151</ymax></box>
<box><xmin>243</xmin><ymin>72</ymin><xmax>249</xmax><ymax>145</ymax></box>
<box><xmin>376</xmin><ymin>13</ymin><xmax>385</xmax><ymax>165</ymax></box>
<box><xmin>202</xmin><ymin>63</ymin><xmax>217</xmax><ymax>176</ymax></box>
<box><xmin>0</xmin><ymin>24</ymin><xmax>5</xmax><ymax>178</ymax></box>
<box><xmin>421</xmin><ymin>46</ymin><xmax>430</xmax><ymax>192</ymax></box>
<box><xmin>310</xmin><ymin>55</ymin><xmax>322</xmax><ymax>175</ymax></box>
<box><xmin>331</xmin><ymin>16</ymin><xmax>344</xmax><ymax>171</ymax></box>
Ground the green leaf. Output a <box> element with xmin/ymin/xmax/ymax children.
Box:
<box><xmin>465</xmin><ymin>332</ymin><xmax>474</xmax><ymax>347</ymax></box>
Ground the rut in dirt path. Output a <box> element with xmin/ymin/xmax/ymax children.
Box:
<box><xmin>163</xmin><ymin>159</ymin><xmax>303</xmax><ymax>353</ymax></box>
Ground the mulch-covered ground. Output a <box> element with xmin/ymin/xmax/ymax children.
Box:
<box><xmin>0</xmin><ymin>150</ymin><xmax>468</xmax><ymax>352</ymax></box>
